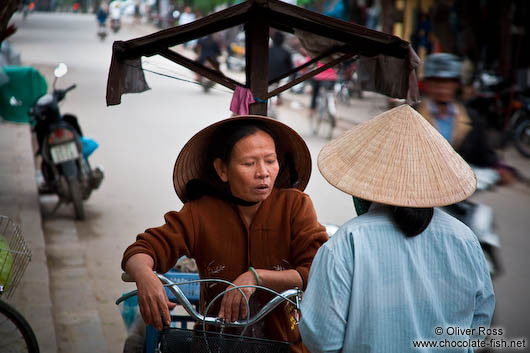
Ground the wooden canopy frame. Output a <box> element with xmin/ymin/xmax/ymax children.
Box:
<box><xmin>107</xmin><ymin>0</ymin><xmax>416</xmax><ymax>115</ymax></box>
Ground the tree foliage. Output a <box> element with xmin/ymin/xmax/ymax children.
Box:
<box><xmin>187</xmin><ymin>0</ymin><xmax>235</xmax><ymax>15</ymax></box>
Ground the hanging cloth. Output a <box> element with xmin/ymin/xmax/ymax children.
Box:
<box><xmin>230</xmin><ymin>86</ymin><xmax>255</xmax><ymax>115</ymax></box>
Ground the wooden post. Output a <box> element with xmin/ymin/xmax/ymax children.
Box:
<box><xmin>246</xmin><ymin>12</ymin><xmax>269</xmax><ymax>116</ymax></box>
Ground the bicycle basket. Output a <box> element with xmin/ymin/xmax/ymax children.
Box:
<box><xmin>159</xmin><ymin>328</ymin><xmax>290</xmax><ymax>353</ymax></box>
<box><xmin>0</xmin><ymin>216</ymin><xmax>32</xmax><ymax>298</ymax></box>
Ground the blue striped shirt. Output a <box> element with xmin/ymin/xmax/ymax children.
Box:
<box><xmin>299</xmin><ymin>206</ymin><xmax>494</xmax><ymax>353</ymax></box>
<box><xmin>428</xmin><ymin>100</ymin><xmax>457</xmax><ymax>143</ymax></box>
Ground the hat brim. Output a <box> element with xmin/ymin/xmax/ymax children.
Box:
<box><xmin>174</xmin><ymin>115</ymin><xmax>312</xmax><ymax>203</ymax></box>
<box><xmin>317</xmin><ymin>105</ymin><xmax>477</xmax><ymax>207</ymax></box>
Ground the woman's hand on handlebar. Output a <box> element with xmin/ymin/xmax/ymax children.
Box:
<box><xmin>125</xmin><ymin>254</ymin><xmax>176</xmax><ymax>331</ymax></box>
<box><xmin>218</xmin><ymin>270</ymin><xmax>257</xmax><ymax>323</ymax></box>
<box><xmin>135</xmin><ymin>269</ymin><xmax>176</xmax><ymax>330</ymax></box>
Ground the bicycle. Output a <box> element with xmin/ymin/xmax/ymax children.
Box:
<box><xmin>336</xmin><ymin>61</ymin><xmax>362</xmax><ymax>106</ymax></box>
<box><xmin>310</xmin><ymin>81</ymin><xmax>337</xmax><ymax>139</ymax></box>
<box><xmin>117</xmin><ymin>271</ymin><xmax>302</xmax><ymax>353</ymax></box>
<box><xmin>0</xmin><ymin>215</ymin><xmax>39</xmax><ymax>353</ymax></box>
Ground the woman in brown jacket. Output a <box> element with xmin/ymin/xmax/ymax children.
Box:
<box><xmin>121</xmin><ymin>115</ymin><xmax>328</xmax><ymax>352</ymax></box>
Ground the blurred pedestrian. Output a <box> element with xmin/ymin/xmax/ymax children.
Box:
<box><xmin>96</xmin><ymin>1</ymin><xmax>108</xmax><ymax>38</ymax></box>
<box><xmin>194</xmin><ymin>34</ymin><xmax>221</xmax><ymax>88</ymax></box>
<box><xmin>133</xmin><ymin>0</ymin><xmax>141</xmax><ymax>24</ymax></box>
<box><xmin>178</xmin><ymin>6</ymin><xmax>195</xmax><ymax>25</ymax></box>
<box><xmin>418</xmin><ymin>53</ymin><xmax>515</xmax><ymax>184</ymax></box>
<box><xmin>109</xmin><ymin>1</ymin><xmax>121</xmax><ymax>21</ymax></box>
<box><xmin>268</xmin><ymin>31</ymin><xmax>293</xmax><ymax>106</ymax></box>
<box><xmin>195</xmin><ymin>35</ymin><xmax>221</xmax><ymax>68</ymax></box>
<box><xmin>178</xmin><ymin>6</ymin><xmax>196</xmax><ymax>47</ymax></box>
<box><xmin>109</xmin><ymin>1</ymin><xmax>122</xmax><ymax>33</ymax></box>
<box><xmin>299</xmin><ymin>105</ymin><xmax>494</xmax><ymax>353</ymax></box>
<box><xmin>96</xmin><ymin>1</ymin><xmax>108</xmax><ymax>26</ymax></box>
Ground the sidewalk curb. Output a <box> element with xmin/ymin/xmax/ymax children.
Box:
<box><xmin>0</xmin><ymin>121</ymin><xmax>58</xmax><ymax>353</ymax></box>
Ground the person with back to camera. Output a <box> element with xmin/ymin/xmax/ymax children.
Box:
<box><xmin>418</xmin><ymin>53</ymin><xmax>514</xmax><ymax>184</ymax></box>
<box><xmin>299</xmin><ymin>104</ymin><xmax>494</xmax><ymax>353</ymax></box>
<box><xmin>121</xmin><ymin>115</ymin><xmax>328</xmax><ymax>353</ymax></box>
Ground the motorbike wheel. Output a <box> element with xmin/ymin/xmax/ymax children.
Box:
<box><xmin>514</xmin><ymin>119</ymin><xmax>530</xmax><ymax>158</ymax></box>
<box><xmin>67</xmin><ymin>178</ymin><xmax>85</xmax><ymax>220</ymax></box>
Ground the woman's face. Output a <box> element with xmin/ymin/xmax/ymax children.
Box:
<box><xmin>214</xmin><ymin>130</ymin><xmax>280</xmax><ymax>203</ymax></box>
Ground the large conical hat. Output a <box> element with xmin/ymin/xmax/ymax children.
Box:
<box><xmin>318</xmin><ymin>104</ymin><xmax>476</xmax><ymax>207</ymax></box>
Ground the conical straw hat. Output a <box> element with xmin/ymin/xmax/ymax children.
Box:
<box><xmin>318</xmin><ymin>104</ymin><xmax>476</xmax><ymax>207</ymax></box>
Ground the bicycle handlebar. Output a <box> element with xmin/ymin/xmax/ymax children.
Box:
<box><xmin>117</xmin><ymin>272</ymin><xmax>302</xmax><ymax>328</ymax></box>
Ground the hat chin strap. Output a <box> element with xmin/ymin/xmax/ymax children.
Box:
<box><xmin>227</xmin><ymin>195</ymin><xmax>259</xmax><ymax>207</ymax></box>
<box><xmin>186</xmin><ymin>179</ymin><xmax>259</xmax><ymax>206</ymax></box>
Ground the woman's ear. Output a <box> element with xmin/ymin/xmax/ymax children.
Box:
<box><xmin>213</xmin><ymin>158</ymin><xmax>228</xmax><ymax>182</ymax></box>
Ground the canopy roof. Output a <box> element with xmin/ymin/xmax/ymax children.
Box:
<box><xmin>106</xmin><ymin>0</ymin><xmax>420</xmax><ymax>114</ymax></box>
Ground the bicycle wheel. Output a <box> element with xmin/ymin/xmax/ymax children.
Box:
<box><xmin>0</xmin><ymin>299</ymin><xmax>40</xmax><ymax>352</ymax></box>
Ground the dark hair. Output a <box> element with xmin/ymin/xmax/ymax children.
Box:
<box><xmin>186</xmin><ymin>122</ymin><xmax>278</xmax><ymax>203</ymax></box>
<box><xmin>391</xmin><ymin>207</ymin><xmax>434</xmax><ymax>237</ymax></box>
<box><xmin>210</xmin><ymin>122</ymin><xmax>277</xmax><ymax>164</ymax></box>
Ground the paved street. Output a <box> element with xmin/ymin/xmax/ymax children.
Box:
<box><xmin>6</xmin><ymin>11</ymin><xmax>530</xmax><ymax>352</ymax></box>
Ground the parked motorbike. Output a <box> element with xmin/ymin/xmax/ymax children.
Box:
<box><xmin>466</xmin><ymin>71</ymin><xmax>530</xmax><ymax>158</ymax></box>
<box><xmin>30</xmin><ymin>63</ymin><xmax>104</xmax><ymax>220</ymax></box>
<box><xmin>466</xmin><ymin>71</ymin><xmax>510</xmax><ymax>131</ymax></box>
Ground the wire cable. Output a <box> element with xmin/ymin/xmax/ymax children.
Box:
<box><xmin>123</xmin><ymin>61</ymin><xmax>234</xmax><ymax>94</ymax></box>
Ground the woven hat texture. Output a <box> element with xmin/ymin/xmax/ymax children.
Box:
<box><xmin>318</xmin><ymin>104</ymin><xmax>476</xmax><ymax>207</ymax></box>
<box><xmin>174</xmin><ymin>115</ymin><xmax>311</xmax><ymax>203</ymax></box>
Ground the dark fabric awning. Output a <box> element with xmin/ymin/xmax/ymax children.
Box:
<box><xmin>106</xmin><ymin>0</ymin><xmax>419</xmax><ymax>107</ymax></box>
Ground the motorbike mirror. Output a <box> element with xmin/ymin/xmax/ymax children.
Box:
<box><xmin>54</xmin><ymin>63</ymin><xmax>68</xmax><ymax>78</ymax></box>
